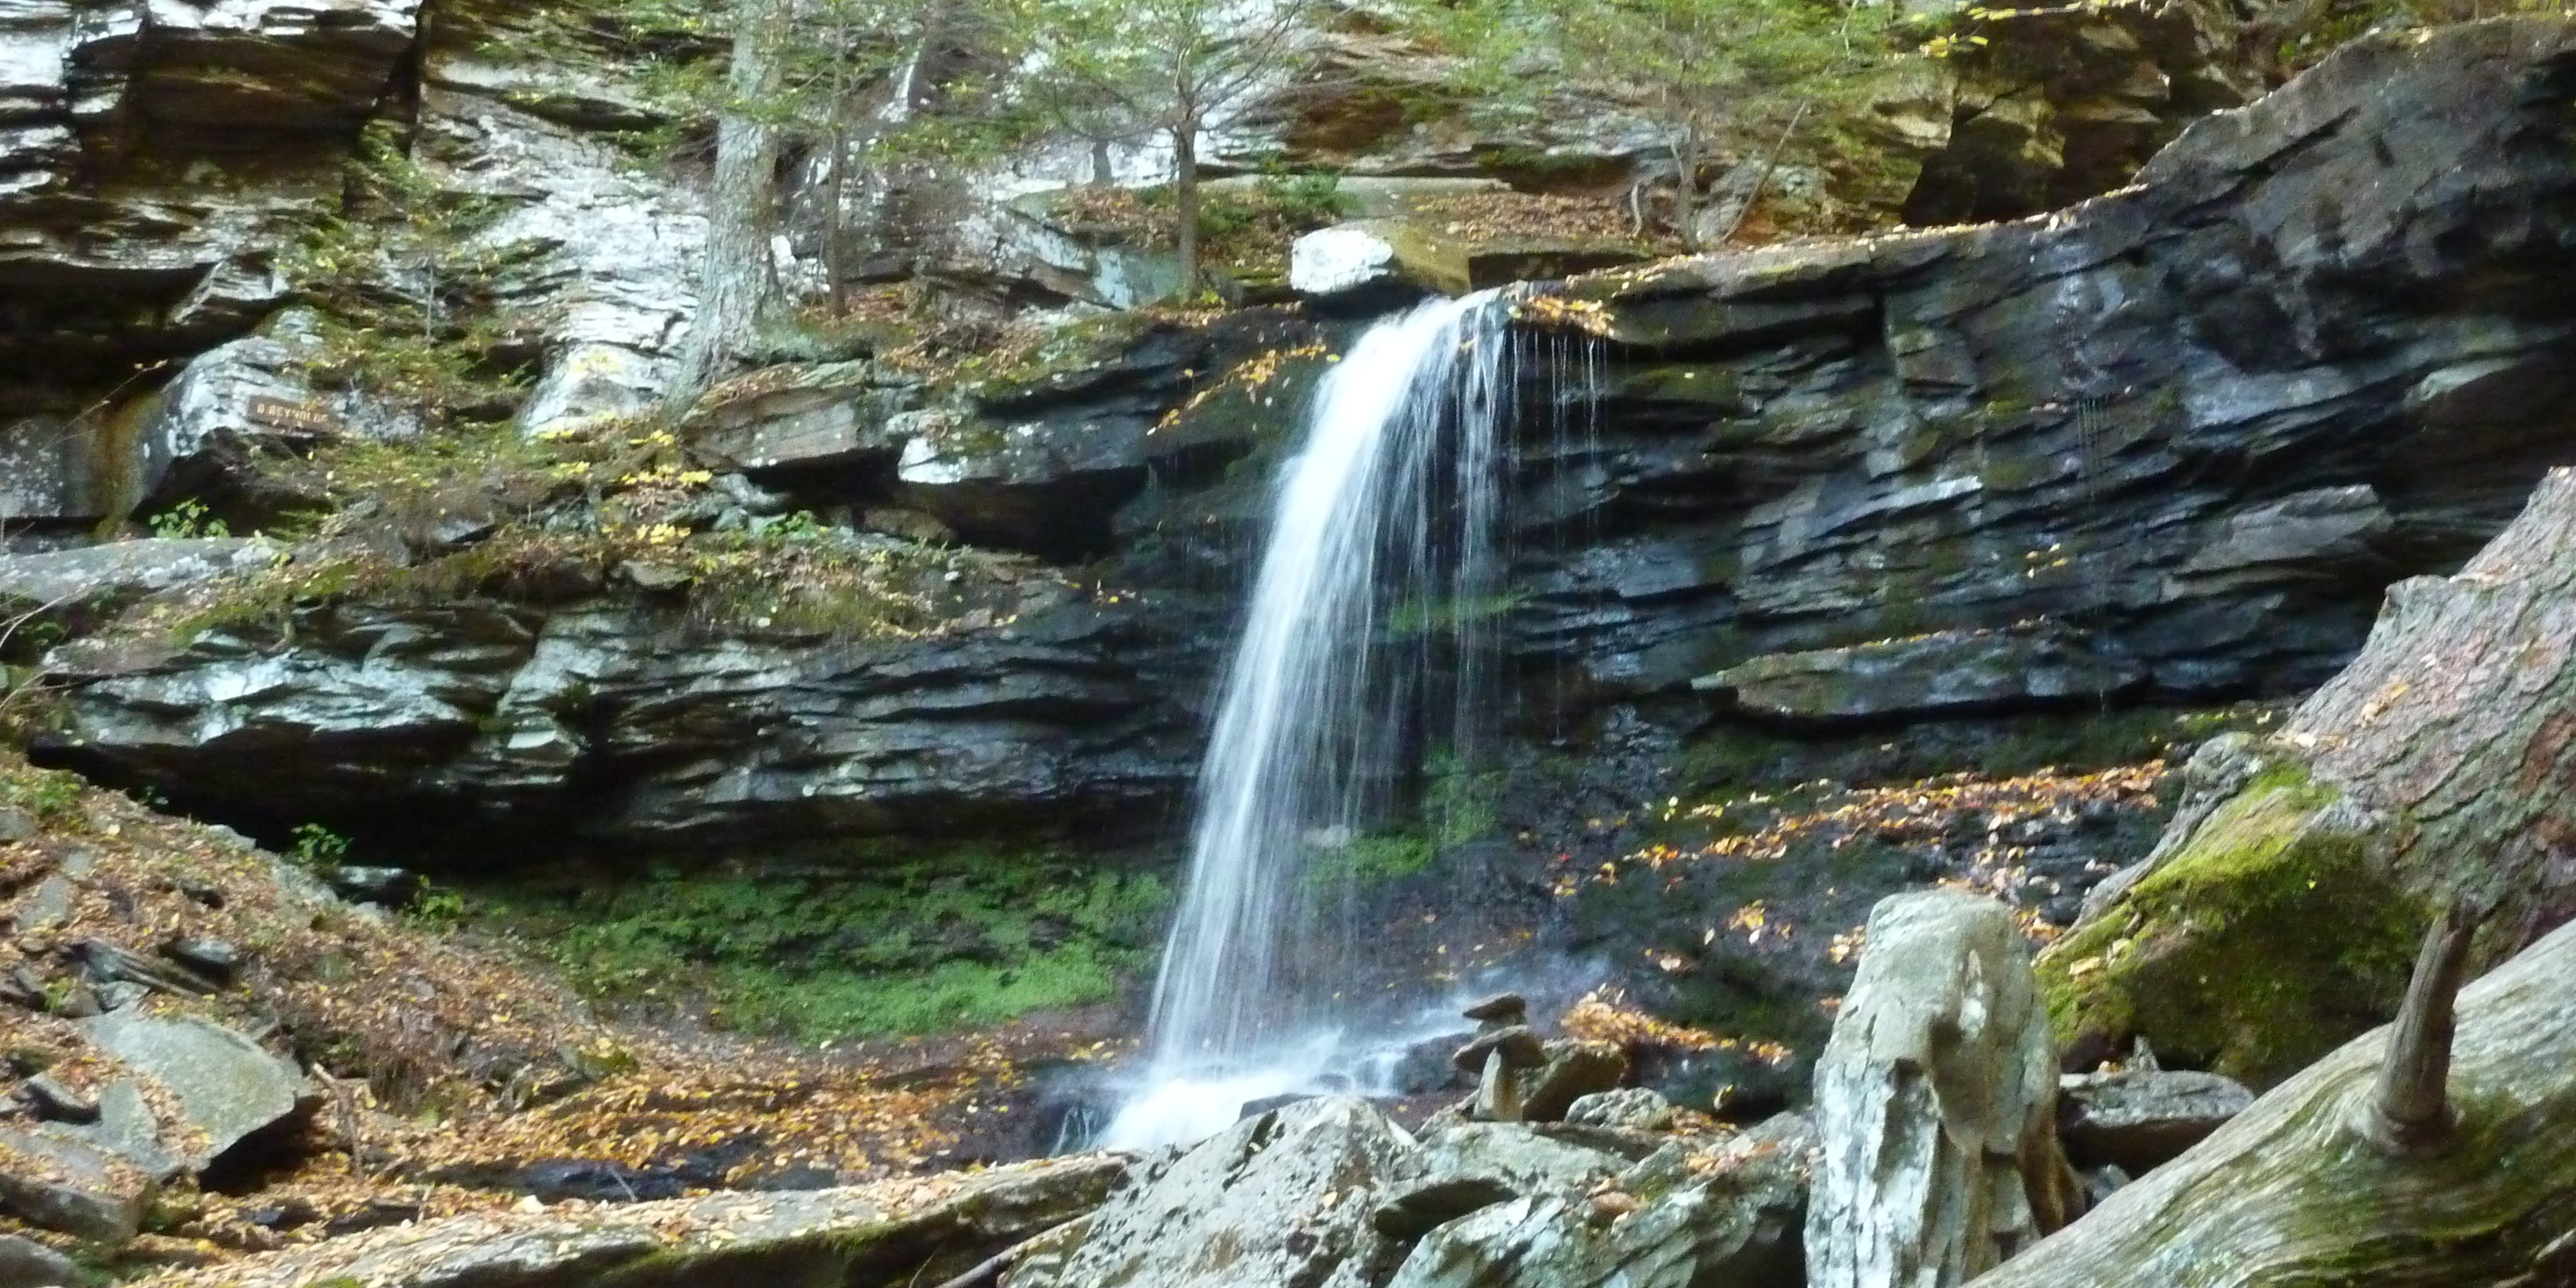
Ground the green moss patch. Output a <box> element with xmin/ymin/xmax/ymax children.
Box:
<box><xmin>473</xmin><ymin>844</ymin><xmax>1170</xmax><ymax>1041</ymax></box>
<box><xmin>2038</xmin><ymin>764</ymin><xmax>2423</xmax><ymax>1086</ymax></box>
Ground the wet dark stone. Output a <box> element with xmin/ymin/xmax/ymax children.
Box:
<box><xmin>160</xmin><ymin>937</ymin><xmax>243</xmax><ymax>984</ymax></box>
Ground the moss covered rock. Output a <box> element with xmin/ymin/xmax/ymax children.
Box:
<box><xmin>2038</xmin><ymin>758</ymin><xmax>2424</xmax><ymax>1086</ymax></box>
<box><xmin>2047</xmin><ymin>465</ymin><xmax>2576</xmax><ymax>1086</ymax></box>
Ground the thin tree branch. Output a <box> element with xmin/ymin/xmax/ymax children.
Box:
<box><xmin>1715</xmin><ymin>96</ymin><xmax>1813</xmax><ymax>248</ymax></box>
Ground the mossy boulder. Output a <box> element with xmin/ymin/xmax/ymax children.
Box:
<box><xmin>2037</xmin><ymin>759</ymin><xmax>2426</xmax><ymax>1086</ymax></box>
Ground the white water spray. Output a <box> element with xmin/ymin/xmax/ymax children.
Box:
<box><xmin>1102</xmin><ymin>292</ymin><xmax>1520</xmax><ymax>1147</ymax></box>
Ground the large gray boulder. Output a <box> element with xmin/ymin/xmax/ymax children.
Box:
<box><xmin>1804</xmin><ymin>891</ymin><xmax>2077</xmax><ymax>1288</ymax></box>
<box><xmin>1381</xmin><ymin>1115</ymin><xmax>1812</xmax><ymax>1288</ymax></box>
<box><xmin>1023</xmin><ymin>1097</ymin><xmax>1419</xmax><ymax>1288</ymax></box>
<box><xmin>0</xmin><ymin>1232</ymin><xmax>79</xmax><ymax>1288</ymax></box>
<box><xmin>1410</xmin><ymin>1121</ymin><xmax>1626</xmax><ymax>1195</ymax></box>
<box><xmin>0</xmin><ymin>1127</ymin><xmax>149</xmax><ymax>1243</ymax></box>
<box><xmin>1289</xmin><ymin>221</ymin><xmax>1472</xmax><ymax>302</ymax></box>
<box><xmin>0</xmin><ymin>539</ymin><xmax>273</xmax><ymax>640</ymax></box>
<box><xmin>81</xmin><ymin>1010</ymin><xmax>316</xmax><ymax>1170</ymax></box>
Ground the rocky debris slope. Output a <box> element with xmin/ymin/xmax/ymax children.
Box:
<box><xmin>1517</xmin><ymin>18</ymin><xmax>2576</xmax><ymax>729</ymax></box>
<box><xmin>2042</xmin><ymin>460</ymin><xmax>2576</xmax><ymax>1083</ymax></box>
<box><xmin>0</xmin><ymin>749</ymin><xmax>1100</xmax><ymax>1277</ymax></box>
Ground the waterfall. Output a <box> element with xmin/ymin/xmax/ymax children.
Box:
<box><xmin>1102</xmin><ymin>291</ymin><xmax>1520</xmax><ymax>1147</ymax></box>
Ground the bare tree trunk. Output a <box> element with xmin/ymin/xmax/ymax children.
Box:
<box><xmin>673</xmin><ymin>0</ymin><xmax>788</xmax><ymax>404</ymax></box>
<box><xmin>823</xmin><ymin>6</ymin><xmax>854</xmax><ymax>316</ymax></box>
<box><xmin>1671</xmin><ymin>131</ymin><xmax>1703</xmax><ymax>252</ymax></box>
<box><xmin>1974</xmin><ymin>914</ymin><xmax>2576</xmax><ymax>1288</ymax></box>
<box><xmin>1717</xmin><ymin>98</ymin><xmax>1813</xmax><ymax>249</ymax></box>
<box><xmin>1171</xmin><ymin>119</ymin><xmax>1202</xmax><ymax>302</ymax></box>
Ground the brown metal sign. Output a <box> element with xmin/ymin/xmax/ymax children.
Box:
<box><xmin>245</xmin><ymin>396</ymin><xmax>340</xmax><ymax>436</ymax></box>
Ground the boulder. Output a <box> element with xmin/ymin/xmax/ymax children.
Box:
<box><xmin>1023</xmin><ymin>1097</ymin><xmax>1418</xmax><ymax>1288</ymax></box>
<box><xmin>1412</xmin><ymin>1121</ymin><xmax>1626</xmax><ymax>1197</ymax></box>
<box><xmin>1380</xmin><ymin>1116</ymin><xmax>1811</xmax><ymax>1288</ymax></box>
<box><xmin>1804</xmin><ymin>890</ymin><xmax>2079</xmax><ymax>1288</ymax></box>
<box><xmin>1453</xmin><ymin>1025</ymin><xmax>1549</xmax><ymax>1121</ymax></box>
<box><xmin>2056</xmin><ymin>1069</ymin><xmax>2253</xmax><ymax>1175</ymax></box>
<box><xmin>81</xmin><ymin>1010</ymin><xmax>316</xmax><ymax>1170</ymax></box>
<box><xmin>0</xmin><ymin>539</ymin><xmax>274</xmax><ymax>645</ymax></box>
<box><xmin>1564</xmin><ymin>1088</ymin><xmax>1677</xmax><ymax>1133</ymax></box>
<box><xmin>1520</xmin><ymin>1040</ymin><xmax>1629</xmax><ymax>1124</ymax></box>
<box><xmin>1289</xmin><ymin>220</ymin><xmax>1472</xmax><ymax>302</ymax></box>
<box><xmin>0</xmin><ymin>1232</ymin><xmax>78</xmax><ymax>1288</ymax></box>
<box><xmin>0</xmin><ymin>1127</ymin><xmax>149</xmax><ymax>1243</ymax></box>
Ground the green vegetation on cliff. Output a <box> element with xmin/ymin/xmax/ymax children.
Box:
<box><xmin>478</xmin><ymin>845</ymin><xmax>1170</xmax><ymax>1039</ymax></box>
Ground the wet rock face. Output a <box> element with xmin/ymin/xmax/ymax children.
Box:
<box><xmin>1516</xmin><ymin>21</ymin><xmax>2576</xmax><ymax>722</ymax></box>
<box><xmin>47</xmin><ymin>585</ymin><xmax>1200</xmax><ymax>849</ymax></box>
<box><xmin>0</xmin><ymin>0</ymin><xmax>422</xmax><ymax>381</ymax></box>
<box><xmin>23</xmin><ymin>21</ymin><xmax>2576</xmax><ymax>867</ymax></box>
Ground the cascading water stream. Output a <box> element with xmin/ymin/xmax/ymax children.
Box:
<box><xmin>1102</xmin><ymin>292</ymin><xmax>1521</xmax><ymax>1147</ymax></box>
